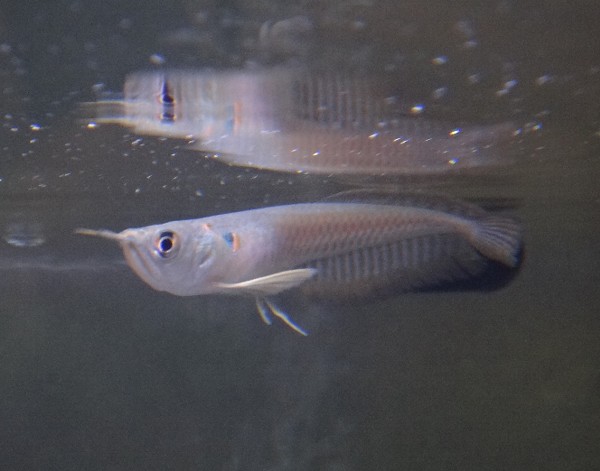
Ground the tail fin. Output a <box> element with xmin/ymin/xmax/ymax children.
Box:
<box><xmin>470</xmin><ymin>216</ymin><xmax>523</xmax><ymax>267</ymax></box>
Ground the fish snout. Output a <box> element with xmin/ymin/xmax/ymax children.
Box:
<box><xmin>74</xmin><ymin>228</ymin><xmax>129</xmax><ymax>243</ymax></box>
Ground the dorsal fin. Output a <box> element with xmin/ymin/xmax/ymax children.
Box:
<box><xmin>322</xmin><ymin>189</ymin><xmax>489</xmax><ymax>218</ymax></box>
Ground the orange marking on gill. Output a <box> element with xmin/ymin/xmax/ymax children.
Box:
<box><xmin>233</xmin><ymin>101</ymin><xmax>242</xmax><ymax>134</ymax></box>
<box><xmin>232</xmin><ymin>232</ymin><xmax>240</xmax><ymax>252</ymax></box>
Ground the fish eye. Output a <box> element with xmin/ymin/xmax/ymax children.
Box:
<box><xmin>155</xmin><ymin>231</ymin><xmax>178</xmax><ymax>258</ymax></box>
<box><xmin>159</xmin><ymin>81</ymin><xmax>175</xmax><ymax>105</ymax></box>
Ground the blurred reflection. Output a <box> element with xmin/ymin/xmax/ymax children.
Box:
<box><xmin>3</xmin><ymin>219</ymin><xmax>45</xmax><ymax>248</ymax></box>
<box><xmin>86</xmin><ymin>68</ymin><xmax>520</xmax><ymax>176</ymax></box>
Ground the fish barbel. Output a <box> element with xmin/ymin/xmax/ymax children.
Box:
<box><xmin>87</xmin><ymin>68</ymin><xmax>518</xmax><ymax>176</ymax></box>
<box><xmin>76</xmin><ymin>195</ymin><xmax>522</xmax><ymax>335</ymax></box>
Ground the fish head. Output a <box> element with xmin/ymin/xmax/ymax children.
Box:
<box><xmin>92</xmin><ymin>71</ymin><xmax>237</xmax><ymax>141</ymax></box>
<box><xmin>76</xmin><ymin>221</ymin><xmax>230</xmax><ymax>296</ymax></box>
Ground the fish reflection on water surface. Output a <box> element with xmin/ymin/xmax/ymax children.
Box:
<box><xmin>77</xmin><ymin>194</ymin><xmax>522</xmax><ymax>335</ymax></box>
<box><xmin>88</xmin><ymin>68</ymin><xmax>518</xmax><ymax>176</ymax></box>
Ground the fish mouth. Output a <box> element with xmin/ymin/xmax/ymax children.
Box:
<box><xmin>76</xmin><ymin>227</ymin><xmax>163</xmax><ymax>290</ymax></box>
<box><xmin>122</xmin><ymin>241</ymin><xmax>163</xmax><ymax>287</ymax></box>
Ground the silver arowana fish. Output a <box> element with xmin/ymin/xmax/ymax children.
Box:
<box><xmin>76</xmin><ymin>195</ymin><xmax>522</xmax><ymax>335</ymax></box>
<box><xmin>89</xmin><ymin>68</ymin><xmax>517</xmax><ymax>176</ymax></box>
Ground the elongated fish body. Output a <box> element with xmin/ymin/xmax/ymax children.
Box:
<box><xmin>90</xmin><ymin>68</ymin><xmax>517</xmax><ymax>175</ymax></box>
<box><xmin>77</xmin><ymin>196</ymin><xmax>521</xmax><ymax>333</ymax></box>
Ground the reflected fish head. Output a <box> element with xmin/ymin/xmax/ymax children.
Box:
<box><xmin>77</xmin><ymin>221</ymin><xmax>229</xmax><ymax>296</ymax></box>
<box><xmin>114</xmin><ymin>72</ymin><xmax>226</xmax><ymax>141</ymax></box>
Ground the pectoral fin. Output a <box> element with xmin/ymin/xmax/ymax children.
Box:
<box><xmin>214</xmin><ymin>268</ymin><xmax>317</xmax><ymax>296</ymax></box>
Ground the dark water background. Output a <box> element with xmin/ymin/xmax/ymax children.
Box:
<box><xmin>0</xmin><ymin>1</ymin><xmax>598</xmax><ymax>469</ymax></box>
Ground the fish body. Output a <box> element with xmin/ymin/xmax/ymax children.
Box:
<box><xmin>77</xmin><ymin>196</ymin><xmax>522</xmax><ymax>333</ymax></box>
<box><xmin>89</xmin><ymin>68</ymin><xmax>517</xmax><ymax>175</ymax></box>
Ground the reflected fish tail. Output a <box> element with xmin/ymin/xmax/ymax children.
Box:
<box><xmin>470</xmin><ymin>216</ymin><xmax>522</xmax><ymax>267</ymax></box>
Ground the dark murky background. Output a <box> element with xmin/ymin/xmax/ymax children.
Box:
<box><xmin>0</xmin><ymin>1</ymin><xmax>598</xmax><ymax>469</ymax></box>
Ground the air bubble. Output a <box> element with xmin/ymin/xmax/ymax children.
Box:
<box><xmin>432</xmin><ymin>55</ymin><xmax>448</xmax><ymax>66</ymax></box>
<box><xmin>410</xmin><ymin>104</ymin><xmax>425</xmax><ymax>114</ymax></box>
